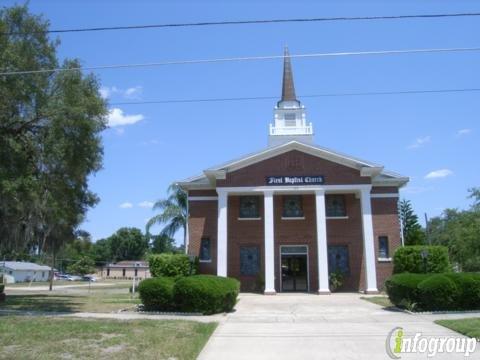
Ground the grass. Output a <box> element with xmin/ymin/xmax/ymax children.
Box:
<box><xmin>1</xmin><ymin>282</ymin><xmax>140</xmax><ymax>313</ymax></box>
<box><xmin>0</xmin><ymin>316</ymin><xmax>217</xmax><ymax>360</ymax></box>
<box><xmin>360</xmin><ymin>296</ymin><xmax>393</xmax><ymax>308</ymax></box>
<box><xmin>435</xmin><ymin>318</ymin><xmax>480</xmax><ymax>340</ymax></box>
<box><xmin>5</xmin><ymin>280</ymin><xmax>71</xmax><ymax>288</ymax></box>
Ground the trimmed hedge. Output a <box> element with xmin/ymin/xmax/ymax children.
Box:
<box><xmin>386</xmin><ymin>272</ymin><xmax>480</xmax><ymax>311</ymax></box>
<box><xmin>385</xmin><ymin>273</ymin><xmax>429</xmax><ymax>308</ymax></box>
<box><xmin>174</xmin><ymin>275</ymin><xmax>240</xmax><ymax>315</ymax></box>
<box><xmin>417</xmin><ymin>275</ymin><xmax>458</xmax><ymax>311</ymax></box>
<box><xmin>444</xmin><ymin>273</ymin><xmax>480</xmax><ymax>310</ymax></box>
<box><xmin>0</xmin><ymin>284</ymin><xmax>4</xmax><ymax>293</ymax></box>
<box><xmin>393</xmin><ymin>246</ymin><xmax>451</xmax><ymax>274</ymax></box>
<box><xmin>148</xmin><ymin>254</ymin><xmax>193</xmax><ymax>277</ymax></box>
<box><xmin>138</xmin><ymin>277</ymin><xmax>175</xmax><ymax>311</ymax></box>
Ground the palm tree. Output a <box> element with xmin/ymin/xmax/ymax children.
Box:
<box><xmin>146</xmin><ymin>184</ymin><xmax>187</xmax><ymax>252</ymax></box>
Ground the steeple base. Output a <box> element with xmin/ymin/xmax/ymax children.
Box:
<box><xmin>268</xmin><ymin>134</ymin><xmax>314</xmax><ymax>147</ymax></box>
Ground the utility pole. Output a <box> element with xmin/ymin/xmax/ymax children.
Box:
<box><xmin>424</xmin><ymin>212</ymin><xmax>431</xmax><ymax>245</ymax></box>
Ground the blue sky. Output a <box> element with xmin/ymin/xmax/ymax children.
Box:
<box><xmin>6</xmin><ymin>0</ymin><xmax>480</xmax><ymax>243</ymax></box>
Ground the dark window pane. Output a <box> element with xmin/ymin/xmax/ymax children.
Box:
<box><xmin>240</xmin><ymin>246</ymin><xmax>260</xmax><ymax>276</ymax></box>
<box><xmin>326</xmin><ymin>195</ymin><xmax>346</xmax><ymax>217</ymax></box>
<box><xmin>379</xmin><ymin>236</ymin><xmax>389</xmax><ymax>258</ymax></box>
<box><xmin>200</xmin><ymin>238</ymin><xmax>211</xmax><ymax>261</ymax></box>
<box><xmin>328</xmin><ymin>245</ymin><xmax>350</xmax><ymax>275</ymax></box>
<box><xmin>239</xmin><ymin>196</ymin><xmax>260</xmax><ymax>218</ymax></box>
<box><xmin>283</xmin><ymin>195</ymin><xmax>304</xmax><ymax>217</ymax></box>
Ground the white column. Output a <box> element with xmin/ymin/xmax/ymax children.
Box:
<box><xmin>360</xmin><ymin>187</ymin><xmax>378</xmax><ymax>293</ymax></box>
<box><xmin>315</xmin><ymin>190</ymin><xmax>330</xmax><ymax>294</ymax></box>
<box><xmin>217</xmin><ymin>190</ymin><xmax>228</xmax><ymax>277</ymax></box>
<box><xmin>264</xmin><ymin>190</ymin><xmax>276</xmax><ymax>294</ymax></box>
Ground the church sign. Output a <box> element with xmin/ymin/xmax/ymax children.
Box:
<box><xmin>266</xmin><ymin>175</ymin><xmax>325</xmax><ymax>186</ymax></box>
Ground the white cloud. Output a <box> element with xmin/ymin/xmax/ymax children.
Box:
<box><xmin>456</xmin><ymin>128</ymin><xmax>472</xmax><ymax>137</ymax></box>
<box><xmin>407</xmin><ymin>136</ymin><xmax>431</xmax><ymax>149</ymax></box>
<box><xmin>124</xmin><ymin>86</ymin><xmax>143</xmax><ymax>99</ymax></box>
<box><xmin>99</xmin><ymin>86</ymin><xmax>119</xmax><ymax>99</ymax></box>
<box><xmin>107</xmin><ymin>108</ymin><xmax>144</xmax><ymax>127</ymax></box>
<box><xmin>119</xmin><ymin>202</ymin><xmax>133</xmax><ymax>209</ymax></box>
<box><xmin>100</xmin><ymin>85</ymin><xmax>142</xmax><ymax>99</ymax></box>
<box><xmin>138</xmin><ymin>201</ymin><xmax>154</xmax><ymax>209</ymax></box>
<box><xmin>424</xmin><ymin>169</ymin><xmax>453</xmax><ymax>179</ymax></box>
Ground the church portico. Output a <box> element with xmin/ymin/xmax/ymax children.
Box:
<box><xmin>214</xmin><ymin>184</ymin><xmax>377</xmax><ymax>294</ymax></box>
<box><xmin>179</xmin><ymin>47</ymin><xmax>408</xmax><ymax>294</ymax></box>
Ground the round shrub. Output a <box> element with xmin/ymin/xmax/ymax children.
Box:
<box><xmin>148</xmin><ymin>254</ymin><xmax>193</xmax><ymax>277</ymax></box>
<box><xmin>393</xmin><ymin>246</ymin><xmax>451</xmax><ymax>274</ymax></box>
<box><xmin>417</xmin><ymin>274</ymin><xmax>458</xmax><ymax>311</ymax></box>
<box><xmin>385</xmin><ymin>273</ymin><xmax>429</xmax><ymax>308</ymax></box>
<box><xmin>138</xmin><ymin>277</ymin><xmax>175</xmax><ymax>311</ymax></box>
<box><xmin>173</xmin><ymin>275</ymin><xmax>240</xmax><ymax>315</ymax></box>
<box><xmin>444</xmin><ymin>273</ymin><xmax>480</xmax><ymax>310</ymax></box>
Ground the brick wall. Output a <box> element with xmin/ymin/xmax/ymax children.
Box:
<box><xmin>227</xmin><ymin>196</ymin><xmax>265</xmax><ymax>291</ymax></box>
<box><xmin>188</xmin><ymin>199</ymin><xmax>217</xmax><ymax>274</ymax></box>
<box><xmin>326</xmin><ymin>194</ymin><xmax>365</xmax><ymax>291</ymax></box>
<box><xmin>217</xmin><ymin>150</ymin><xmax>371</xmax><ymax>187</ymax></box>
<box><xmin>372</xmin><ymin>197</ymin><xmax>401</xmax><ymax>290</ymax></box>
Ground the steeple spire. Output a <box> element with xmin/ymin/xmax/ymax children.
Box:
<box><xmin>281</xmin><ymin>46</ymin><xmax>297</xmax><ymax>102</ymax></box>
<box><xmin>269</xmin><ymin>46</ymin><xmax>313</xmax><ymax>146</ymax></box>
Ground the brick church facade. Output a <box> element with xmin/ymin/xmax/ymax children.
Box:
<box><xmin>178</xmin><ymin>48</ymin><xmax>408</xmax><ymax>294</ymax></box>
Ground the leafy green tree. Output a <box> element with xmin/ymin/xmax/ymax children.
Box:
<box><xmin>107</xmin><ymin>227</ymin><xmax>149</xmax><ymax>262</ymax></box>
<box><xmin>429</xmin><ymin>188</ymin><xmax>480</xmax><ymax>271</ymax></box>
<box><xmin>57</xmin><ymin>230</ymin><xmax>93</xmax><ymax>271</ymax></box>
<box><xmin>0</xmin><ymin>5</ymin><xmax>107</xmax><ymax>290</ymax></box>
<box><xmin>90</xmin><ymin>238</ymin><xmax>112</xmax><ymax>265</ymax></box>
<box><xmin>147</xmin><ymin>184</ymin><xmax>187</xmax><ymax>251</ymax></box>
<box><xmin>67</xmin><ymin>256</ymin><xmax>96</xmax><ymax>276</ymax></box>
<box><xmin>399</xmin><ymin>199</ymin><xmax>426</xmax><ymax>245</ymax></box>
<box><xmin>150</xmin><ymin>234</ymin><xmax>175</xmax><ymax>254</ymax></box>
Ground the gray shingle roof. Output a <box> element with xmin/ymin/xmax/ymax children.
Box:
<box><xmin>1</xmin><ymin>261</ymin><xmax>51</xmax><ymax>271</ymax></box>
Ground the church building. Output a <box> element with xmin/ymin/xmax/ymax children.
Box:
<box><xmin>178</xmin><ymin>48</ymin><xmax>408</xmax><ymax>294</ymax></box>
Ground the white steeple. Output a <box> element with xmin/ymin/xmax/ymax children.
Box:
<box><xmin>268</xmin><ymin>46</ymin><xmax>314</xmax><ymax>147</ymax></box>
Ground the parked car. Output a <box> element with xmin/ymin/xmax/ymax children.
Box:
<box><xmin>82</xmin><ymin>275</ymin><xmax>97</xmax><ymax>282</ymax></box>
<box><xmin>54</xmin><ymin>273</ymin><xmax>69</xmax><ymax>280</ymax></box>
<box><xmin>66</xmin><ymin>275</ymin><xmax>82</xmax><ymax>281</ymax></box>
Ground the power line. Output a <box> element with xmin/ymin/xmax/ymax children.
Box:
<box><xmin>2</xmin><ymin>46</ymin><xmax>480</xmax><ymax>76</ymax></box>
<box><xmin>110</xmin><ymin>88</ymin><xmax>480</xmax><ymax>106</ymax></box>
<box><xmin>4</xmin><ymin>12</ymin><xmax>480</xmax><ymax>35</ymax></box>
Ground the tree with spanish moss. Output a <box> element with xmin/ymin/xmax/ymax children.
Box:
<box><xmin>0</xmin><ymin>5</ymin><xmax>107</xmax><ymax>290</ymax></box>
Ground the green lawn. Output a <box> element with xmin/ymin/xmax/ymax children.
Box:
<box><xmin>360</xmin><ymin>296</ymin><xmax>393</xmax><ymax>308</ymax></box>
<box><xmin>0</xmin><ymin>316</ymin><xmax>217</xmax><ymax>360</ymax></box>
<box><xmin>1</xmin><ymin>283</ymin><xmax>140</xmax><ymax>313</ymax></box>
<box><xmin>435</xmin><ymin>318</ymin><xmax>480</xmax><ymax>340</ymax></box>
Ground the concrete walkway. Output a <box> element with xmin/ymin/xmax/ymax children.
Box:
<box><xmin>198</xmin><ymin>293</ymin><xmax>480</xmax><ymax>360</ymax></box>
<box><xmin>0</xmin><ymin>308</ymin><xmax>223</xmax><ymax>324</ymax></box>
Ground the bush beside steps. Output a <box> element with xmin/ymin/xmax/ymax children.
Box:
<box><xmin>138</xmin><ymin>275</ymin><xmax>240</xmax><ymax>315</ymax></box>
<box><xmin>385</xmin><ymin>272</ymin><xmax>480</xmax><ymax>312</ymax></box>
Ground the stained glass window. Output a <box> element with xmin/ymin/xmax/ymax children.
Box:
<box><xmin>240</xmin><ymin>246</ymin><xmax>260</xmax><ymax>276</ymax></box>
<box><xmin>282</xmin><ymin>195</ymin><xmax>304</xmax><ymax>218</ymax></box>
<box><xmin>239</xmin><ymin>196</ymin><xmax>260</xmax><ymax>218</ymax></box>
<box><xmin>328</xmin><ymin>245</ymin><xmax>350</xmax><ymax>275</ymax></box>
<box><xmin>378</xmin><ymin>236</ymin><xmax>389</xmax><ymax>258</ymax></box>
<box><xmin>200</xmin><ymin>237</ymin><xmax>211</xmax><ymax>261</ymax></box>
<box><xmin>326</xmin><ymin>195</ymin><xmax>347</xmax><ymax>217</ymax></box>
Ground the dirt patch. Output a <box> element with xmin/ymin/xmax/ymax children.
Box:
<box><xmin>102</xmin><ymin>344</ymin><xmax>126</xmax><ymax>354</ymax></box>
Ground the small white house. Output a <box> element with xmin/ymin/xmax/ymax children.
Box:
<box><xmin>0</xmin><ymin>261</ymin><xmax>51</xmax><ymax>283</ymax></box>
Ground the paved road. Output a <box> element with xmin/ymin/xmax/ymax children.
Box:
<box><xmin>198</xmin><ymin>293</ymin><xmax>480</xmax><ymax>360</ymax></box>
<box><xmin>5</xmin><ymin>282</ymin><xmax>116</xmax><ymax>291</ymax></box>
